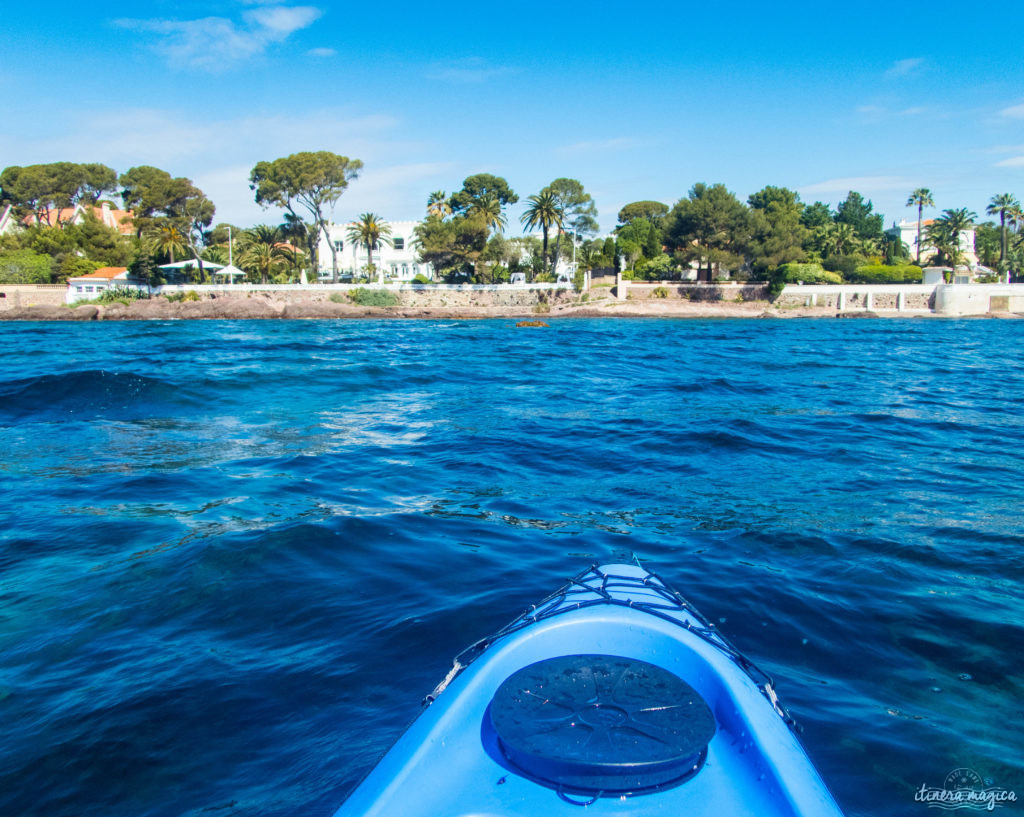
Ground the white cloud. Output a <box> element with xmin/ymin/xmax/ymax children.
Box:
<box><xmin>244</xmin><ymin>5</ymin><xmax>321</xmax><ymax>37</ymax></box>
<box><xmin>29</xmin><ymin>108</ymin><xmax>397</xmax><ymax>168</ymax></box>
<box><xmin>339</xmin><ymin>162</ymin><xmax>456</xmax><ymax>216</ymax></box>
<box><xmin>885</xmin><ymin>58</ymin><xmax>925</xmax><ymax>78</ymax></box>
<box><xmin>426</xmin><ymin>58</ymin><xmax>513</xmax><ymax>84</ymax></box>
<box><xmin>999</xmin><ymin>103</ymin><xmax>1024</xmax><ymax>119</ymax></box>
<box><xmin>307</xmin><ymin>47</ymin><xmax>336</xmax><ymax>57</ymax></box>
<box><xmin>1</xmin><ymin>106</ymin><xmax>453</xmax><ymax>225</ymax></box>
<box><xmin>799</xmin><ymin>176</ymin><xmax>914</xmax><ymax>195</ymax></box>
<box><xmin>854</xmin><ymin>105</ymin><xmax>885</xmax><ymax>123</ymax></box>
<box><xmin>195</xmin><ymin>160</ymin><xmax>456</xmax><ymax>227</ymax></box>
<box><xmin>115</xmin><ymin>5</ymin><xmax>322</xmax><ymax>70</ymax></box>
<box><xmin>995</xmin><ymin>156</ymin><xmax>1024</xmax><ymax>168</ymax></box>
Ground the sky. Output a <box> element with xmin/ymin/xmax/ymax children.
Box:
<box><xmin>2</xmin><ymin>0</ymin><xmax>1022</xmax><ymax>234</ymax></box>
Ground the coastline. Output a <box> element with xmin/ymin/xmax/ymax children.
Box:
<box><xmin>0</xmin><ymin>297</ymin><xmax>870</xmax><ymax>321</ymax></box>
<box><xmin>0</xmin><ymin>296</ymin><xmax>1012</xmax><ymax>321</ymax></box>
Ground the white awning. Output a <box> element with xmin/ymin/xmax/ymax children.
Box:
<box><xmin>159</xmin><ymin>259</ymin><xmax>226</xmax><ymax>270</ymax></box>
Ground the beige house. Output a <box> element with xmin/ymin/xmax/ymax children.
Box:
<box><xmin>886</xmin><ymin>219</ymin><xmax>977</xmax><ymax>267</ymax></box>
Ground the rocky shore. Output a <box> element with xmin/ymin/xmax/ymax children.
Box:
<box><xmin>0</xmin><ymin>295</ymin><xmax>864</xmax><ymax>321</ymax></box>
<box><xmin>1</xmin><ymin>288</ymin><xmax>1004</xmax><ymax>322</ymax></box>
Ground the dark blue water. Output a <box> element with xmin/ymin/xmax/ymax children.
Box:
<box><xmin>1</xmin><ymin>318</ymin><xmax>1021</xmax><ymax>817</ymax></box>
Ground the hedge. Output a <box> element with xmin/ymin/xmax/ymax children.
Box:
<box><xmin>847</xmin><ymin>264</ymin><xmax>923</xmax><ymax>284</ymax></box>
<box><xmin>778</xmin><ymin>263</ymin><xmax>843</xmax><ymax>284</ymax></box>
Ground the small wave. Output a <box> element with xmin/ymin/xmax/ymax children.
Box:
<box><xmin>0</xmin><ymin>370</ymin><xmax>197</xmax><ymax>423</ymax></box>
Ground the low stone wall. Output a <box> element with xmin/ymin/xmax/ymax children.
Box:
<box><xmin>775</xmin><ymin>285</ymin><xmax>936</xmax><ymax>311</ymax></box>
<box><xmin>151</xmin><ymin>285</ymin><xmax>578</xmax><ymax>309</ymax></box>
<box><xmin>0</xmin><ymin>285</ymin><xmax>67</xmax><ymax>310</ymax></box>
<box><xmin>623</xmin><ymin>282</ymin><xmax>770</xmax><ymax>302</ymax></box>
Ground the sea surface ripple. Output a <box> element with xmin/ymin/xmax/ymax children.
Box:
<box><xmin>0</xmin><ymin>318</ymin><xmax>1021</xmax><ymax>817</ymax></box>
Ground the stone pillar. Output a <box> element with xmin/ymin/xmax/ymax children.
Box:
<box><xmin>838</xmin><ymin>290</ymin><xmax>845</xmax><ymax>311</ymax></box>
<box><xmin>897</xmin><ymin>291</ymin><xmax>905</xmax><ymax>311</ymax></box>
<box><xmin>865</xmin><ymin>291</ymin><xmax>872</xmax><ymax>310</ymax></box>
<box><xmin>584</xmin><ymin>270</ymin><xmax>591</xmax><ymax>292</ymax></box>
<box><xmin>616</xmin><ymin>272</ymin><xmax>627</xmax><ymax>300</ymax></box>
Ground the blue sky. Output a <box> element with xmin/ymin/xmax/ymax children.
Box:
<box><xmin>2</xmin><ymin>1</ymin><xmax>1022</xmax><ymax>233</ymax></box>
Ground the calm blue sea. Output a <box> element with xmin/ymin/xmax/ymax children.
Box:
<box><xmin>1</xmin><ymin>317</ymin><xmax>1021</xmax><ymax>817</ymax></box>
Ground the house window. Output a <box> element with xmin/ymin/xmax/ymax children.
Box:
<box><xmin>393</xmin><ymin>237</ymin><xmax>405</xmax><ymax>250</ymax></box>
<box><xmin>75</xmin><ymin>286</ymin><xmax>83</xmax><ymax>292</ymax></box>
<box><xmin>334</xmin><ymin>240</ymin><xmax>344</xmax><ymax>252</ymax></box>
<box><xmin>86</xmin><ymin>286</ymin><xmax>94</xmax><ymax>292</ymax></box>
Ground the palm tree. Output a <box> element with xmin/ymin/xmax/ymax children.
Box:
<box><xmin>202</xmin><ymin>245</ymin><xmax>228</xmax><ymax>265</ymax></box>
<box><xmin>906</xmin><ymin>188</ymin><xmax>934</xmax><ymax>264</ymax></box>
<box><xmin>426</xmin><ymin>191</ymin><xmax>452</xmax><ymax>221</ymax></box>
<box><xmin>820</xmin><ymin>222</ymin><xmax>859</xmax><ymax>256</ymax></box>
<box><xmin>986</xmin><ymin>193</ymin><xmax>1020</xmax><ymax>268</ymax></box>
<box><xmin>931</xmin><ymin>208</ymin><xmax>977</xmax><ymax>277</ymax></box>
<box><xmin>578</xmin><ymin>241</ymin><xmax>602</xmax><ymax>272</ymax></box>
<box><xmin>150</xmin><ymin>224</ymin><xmax>186</xmax><ymax>263</ymax></box>
<box><xmin>466</xmin><ymin>192</ymin><xmax>507</xmax><ymax>233</ymax></box>
<box><xmin>520</xmin><ymin>191</ymin><xmax>564</xmax><ymax>275</ymax></box>
<box><xmin>239</xmin><ymin>225</ymin><xmax>293</xmax><ymax>284</ymax></box>
<box><xmin>347</xmin><ymin>213</ymin><xmax>393</xmax><ymax>283</ymax></box>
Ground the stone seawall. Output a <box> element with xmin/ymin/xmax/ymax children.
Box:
<box><xmin>0</xmin><ymin>285</ymin><xmax>67</xmax><ymax>311</ymax></box>
<box><xmin>6</xmin><ymin>281</ymin><xmax>1024</xmax><ymax>321</ymax></box>
<box><xmin>774</xmin><ymin>285</ymin><xmax>936</xmax><ymax>312</ymax></box>
<box><xmin>621</xmin><ymin>282</ymin><xmax>769</xmax><ymax>302</ymax></box>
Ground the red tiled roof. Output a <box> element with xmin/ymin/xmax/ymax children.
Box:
<box><xmin>75</xmin><ymin>267</ymin><xmax>129</xmax><ymax>280</ymax></box>
<box><xmin>21</xmin><ymin>205</ymin><xmax>135</xmax><ymax>233</ymax></box>
<box><xmin>23</xmin><ymin>208</ymin><xmax>77</xmax><ymax>227</ymax></box>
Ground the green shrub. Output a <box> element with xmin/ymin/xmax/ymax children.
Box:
<box><xmin>165</xmin><ymin>290</ymin><xmax>200</xmax><ymax>302</ymax></box>
<box><xmin>822</xmin><ymin>255</ymin><xmax>864</xmax><ymax>278</ymax></box>
<box><xmin>59</xmin><ymin>256</ymin><xmax>102</xmax><ymax>281</ymax></box>
<box><xmin>411</xmin><ymin>273</ymin><xmax>431</xmax><ymax>284</ymax></box>
<box><xmin>349</xmin><ymin>287</ymin><xmax>399</xmax><ymax>307</ymax></box>
<box><xmin>652</xmin><ymin>286</ymin><xmax>669</xmax><ymax>298</ymax></box>
<box><xmin>0</xmin><ymin>249</ymin><xmax>53</xmax><ymax>284</ymax></box>
<box><xmin>634</xmin><ymin>254</ymin><xmax>674</xmax><ymax>281</ymax></box>
<box><xmin>95</xmin><ymin>286</ymin><xmax>149</xmax><ymax>305</ymax></box>
<box><xmin>329</xmin><ymin>292</ymin><xmax>347</xmax><ymax>303</ymax></box>
<box><xmin>847</xmin><ymin>264</ymin><xmax>923</xmax><ymax>284</ymax></box>
<box><xmin>778</xmin><ymin>263</ymin><xmax>842</xmax><ymax>284</ymax></box>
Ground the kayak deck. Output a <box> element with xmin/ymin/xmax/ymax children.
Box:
<box><xmin>334</xmin><ymin>564</ymin><xmax>844</xmax><ymax>816</ymax></box>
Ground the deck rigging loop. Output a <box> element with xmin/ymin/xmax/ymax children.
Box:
<box><xmin>423</xmin><ymin>565</ymin><xmax>800</xmax><ymax>733</ymax></box>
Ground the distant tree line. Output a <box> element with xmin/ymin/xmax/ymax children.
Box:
<box><xmin>2</xmin><ymin>156</ymin><xmax>1020</xmax><ymax>289</ymax></box>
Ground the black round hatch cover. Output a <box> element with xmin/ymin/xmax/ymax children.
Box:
<box><xmin>489</xmin><ymin>654</ymin><xmax>716</xmax><ymax>797</ymax></box>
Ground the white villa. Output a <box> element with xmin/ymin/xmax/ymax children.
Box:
<box><xmin>886</xmin><ymin>219</ymin><xmax>977</xmax><ymax>268</ymax></box>
<box><xmin>66</xmin><ymin>266</ymin><xmax>148</xmax><ymax>303</ymax></box>
<box><xmin>317</xmin><ymin>220</ymin><xmax>434</xmax><ymax>281</ymax></box>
